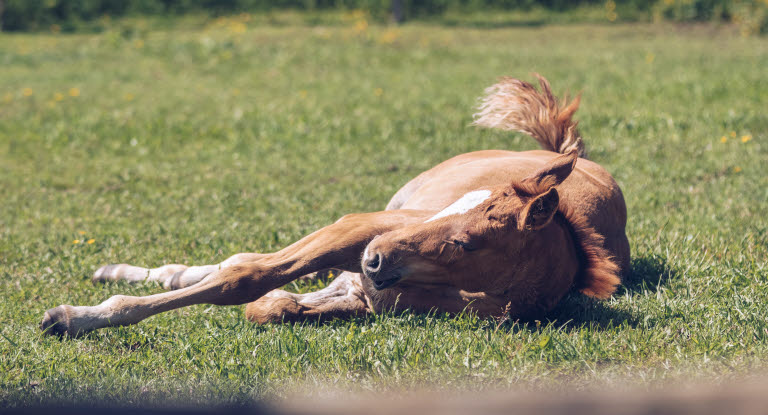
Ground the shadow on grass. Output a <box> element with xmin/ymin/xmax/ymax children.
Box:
<box><xmin>538</xmin><ymin>254</ymin><xmax>675</xmax><ymax>330</ymax></box>
<box><xmin>488</xmin><ymin>254</ymin><xmax>676</xmax><ymax>333</ymax></box>
<box><xmin>621</xmin><ymin>254</ymin><xmax>675</xmax><ymax>295</ymax></box>
<box><xmin>542</xmin><ymin>294</ymin><xmax>639</xmax><ymax>330</ymax></box>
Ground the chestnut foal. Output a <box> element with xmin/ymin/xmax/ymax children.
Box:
<box><xmin>41</xmin><ymin>75</ymin><xmax>629</xmax><ymax>336</ymax></box>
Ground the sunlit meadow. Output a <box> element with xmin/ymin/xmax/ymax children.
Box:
<box><xmin>1</xmin><ymin>12</ymin><xmax>767</xmax><ymax>407</ymax></box>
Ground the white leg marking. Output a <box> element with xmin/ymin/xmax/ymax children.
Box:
<box><xmin>93</xmin><ymin>264</ymin><xmax>188</xmax><ymax>284</ymax></box>
<box><xmin>162</xmin><ymin>265</ymin><xmax>218</xmax><ymax>289</ymax></box>
<box><xmin>93</xmin><ymin>253</ymin><xmax>262</xmax><ymax>288</ymax></box>
<box><xmin>163</xmin><ymin>253</ymin><xmax>264</xmax><ymax>290</ymax></box>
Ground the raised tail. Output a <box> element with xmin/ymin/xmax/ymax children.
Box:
<box><xmin>472</xmin><ymin>74</ymin><xmax>586</xmax><ymax>158</ymax></box>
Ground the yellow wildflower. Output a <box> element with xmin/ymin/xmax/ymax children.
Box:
<box><xmin>53</xmin><ymin>92</ymin><xmax>64</xmax><ymax>102</ymax></box>
<box><xmin>87</xmin><ymin>239</ymin><xmax>95</xmax><ymax>244</ymax></box>
<box><xmin>733</xmin><ymin>166</ymin><xmax>742</xmax><ymax>173</ymax></box>
<box><xmin>354</xmin><ymin>19</ymin><xmax>368</xmax><ymax>34</ymax></box>
<box><xmin>134</xmin><ymin>39</ymin><xmax>144</xmax><ymax>49</ymax></box>
<box><xmin>645</xmin><ymin>53</ymin><xmax>655</xmax><ymax>64</ymax></box>
<box><xmin>379</xmin><ymin>29</ymin><xmax>399</xmax><ymax>44</ymax></box>
<box><xmin>78</xmin><ymin>230</ymin><xmax>86</xmax><ymax>235</ymax></box>
<box><xmin>232</xmin><ymin>88</ymin><xmax>240</xmax><ymax>96</ymax></box>
<box><xmin>69</xmin><ymin>88</ymin><xmax>80</xmax><ymax>97</ymax></box>
<box><xmin>299</xmin><ymin>90</ymin><xmax>308</xmax><ymax>99</ymax></box>
<box><xmin>73</xmin><ymin>239</ymin><xmax>81</xmax><ymax>244</ymax></box>
<box><xmin>374</xmin><ymin>88</ymin><xmax>383</xmax><ymax>97</ymax></box>
<box><xmin>22</xmin><ymin>88</ymin><xmax>33</xmax><ymax>97</ymax></box>
<box><xmin>229</xmin><ymin>22</ymin><xmax>247</xmax><ymax>35</ymax></box>
<box><xmin>730</xmin><ymin>131</ymin><xmax>737</xmax><ymax>138</ymax></box>
<box><xmin>740</xmin><ymin>27</ymin><xmax>752</xmax><ymax>38</ymax></box>
<box><xmin>124</xmin><ymin>93</ymin><xmax>134</xmax><ymax>101</ymax></box>
<box><xmin>741</xmin><ymin>135</ymin><xmax>752</xmax><ymax>143</ymax></box>
<box><xmin>720</xmin><ymin>136</ymin><xmax>727</xmax><ymax>143</ymax></box>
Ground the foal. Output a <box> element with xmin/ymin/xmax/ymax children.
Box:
<box><xmin>41</xmin><ymin>74</ymin><xmax>629</xmax><ymax>336</ymax></box>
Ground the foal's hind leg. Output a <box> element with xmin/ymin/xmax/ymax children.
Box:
<box><xmin>92</xmin><ymin>253</ymin><xmax>265</xmax><ymax>289</ymax></box>
<box><xmin>245</xmin><ymin>271</ymin><xmax>369</xmax><ymax>324</ymax></box>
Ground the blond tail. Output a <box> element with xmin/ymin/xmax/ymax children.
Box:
<box><xmin>472</xmin><ymin>74</ymin><xmax>586</xmax><ymax>158</ymax></box>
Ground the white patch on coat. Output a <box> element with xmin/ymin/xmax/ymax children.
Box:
<box><xmin>425</xmin><ymin>190</ymin><xmax>492</xmax><ymax>223</ymax></box>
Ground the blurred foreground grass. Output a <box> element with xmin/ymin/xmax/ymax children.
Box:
<box><xmin>1</xmin><ymin>15</ymin><xmax>767</xmax><ymax>406</ymax></box>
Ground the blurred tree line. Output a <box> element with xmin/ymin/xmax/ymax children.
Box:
<box><xmin>0</xmin><ymin>0</ymin><xmax>766</xmax><ymax>34</ymax></box>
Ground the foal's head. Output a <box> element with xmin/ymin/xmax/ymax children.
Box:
<box><xmin>361</xmin><ymin>151</ymin><xmax>619</xmax><ymax>311</ymax></box>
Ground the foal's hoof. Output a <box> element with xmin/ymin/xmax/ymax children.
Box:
<box><xmin>40</xmin><ymin>306</ymin><xmax>77</xmax><ymax>337</ymax></box>
<box><xmin>92</xmin><ymin>264</ymin><xmax>121</xmax><ymax>283</ymax></box>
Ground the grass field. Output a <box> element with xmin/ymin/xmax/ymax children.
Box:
<box><xmin>1</xmin><ymin>14</ymin><xmax>767</xmax><ymax>407</ymax></box>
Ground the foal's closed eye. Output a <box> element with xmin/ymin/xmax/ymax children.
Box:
<box><xmin>451</xmin><ymin>238</ymin><xmax>478</xmax><ymax>252</ymax></box>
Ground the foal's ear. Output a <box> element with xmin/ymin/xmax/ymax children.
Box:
<box><xmin>519</xmin><ymin>188</ymin><xmax>559</xmax><ymax>231</ymax></box>
<box><xmin>516</xmin><ymin>150</ymin><xmax>578</xmax><ymax>195</ymax></box>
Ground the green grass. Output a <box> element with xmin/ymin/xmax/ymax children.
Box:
<box><xmin>1</xmin><ymin>15</ymin><xmax>767</xmax><ymax>407</ymax></box>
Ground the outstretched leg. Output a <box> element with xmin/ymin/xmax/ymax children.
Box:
<box><xmin>41</xmin><ymin>210</ymin><xmax>432</xmax><ymax>336</ymax></box>
<box><xmin>245</xmin><ymin>271</ymin><xmax>369</xmax><ymax>324</ymax></box>
<box><xmin>92</xmin><ymin>253</ymin><xmax>265</xmax><ymax>289</ymax></box>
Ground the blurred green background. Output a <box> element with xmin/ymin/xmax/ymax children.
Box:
<box><xmin>2</xmin><ymin>0</ymin><xmax>767</xmax><ymax>35</ymax></box>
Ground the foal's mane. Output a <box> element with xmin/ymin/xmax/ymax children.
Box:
<box><xmin>554</xmin><ymin>205</ymin><xmax>621</xmax><ymax>299</ymax></box>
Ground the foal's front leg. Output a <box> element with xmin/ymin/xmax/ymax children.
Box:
<box><xmin>40</xmin><ymin>210</ymin><xmax>431</xmax><ymax>337</ymax></box>
<box><xmin>92</xmin><ymin>253</ymin><xmax>265</xmax><ymax>289</ymax></box>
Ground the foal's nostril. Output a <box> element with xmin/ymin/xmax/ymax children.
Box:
<box><xmin>365</xmin><ymin>253</ymin><xmax>382</xmax><ymax>274</ymax></box>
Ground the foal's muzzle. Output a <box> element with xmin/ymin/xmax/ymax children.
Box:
<box><xmin>362</xmin><ymin>242</ymin><xmax>402</xmax><ymax>290</ymax></box>
<box><xmin>362</xmin><ymin>251</ymin><xmax>381</xmax><ymax>273</ymax></box>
